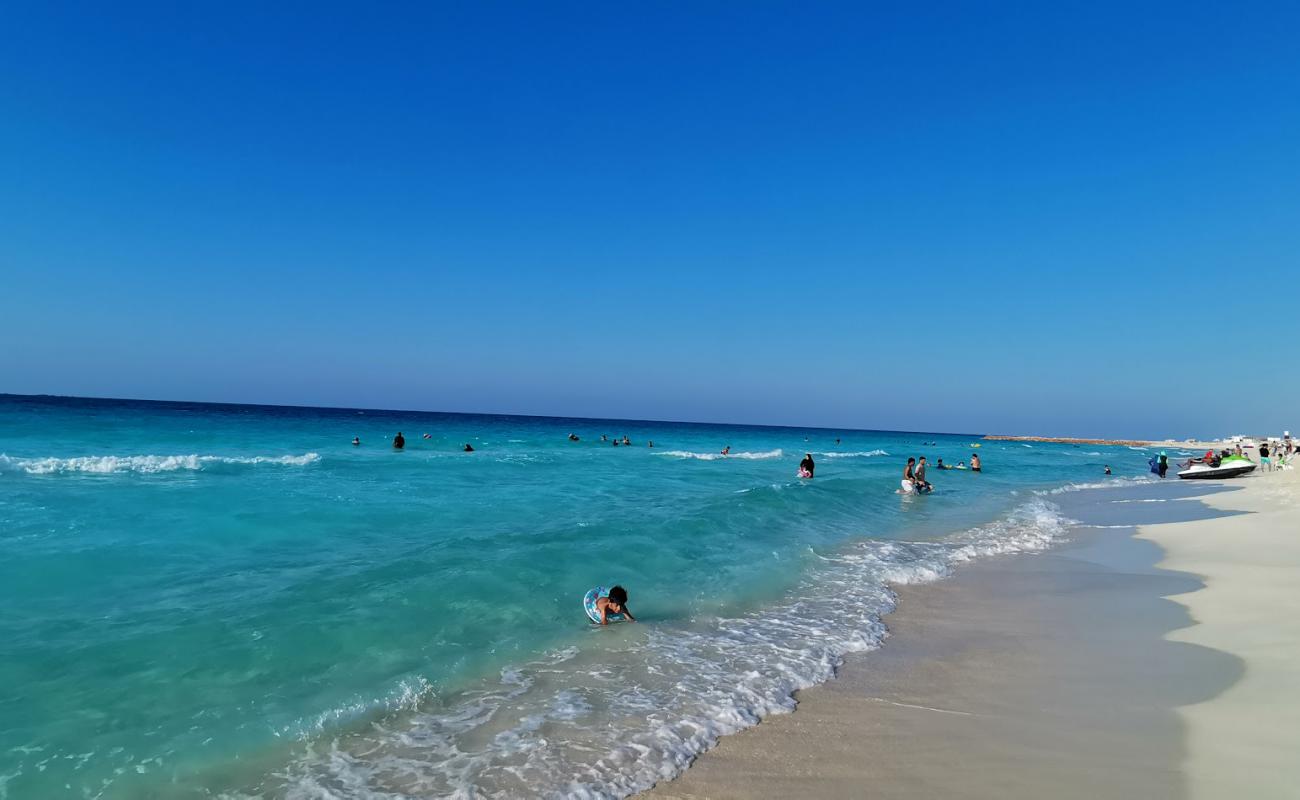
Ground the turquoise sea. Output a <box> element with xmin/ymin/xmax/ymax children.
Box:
<box><xmin>0</xmin><ymin>395</ymin><xmax>1164</xmax><ymax>798</ymax></box>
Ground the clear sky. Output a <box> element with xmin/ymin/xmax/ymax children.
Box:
<box><xmin>2</xmin><ymin>2</ymin><xmax>1297</xmax><ymax>438</ymax></box>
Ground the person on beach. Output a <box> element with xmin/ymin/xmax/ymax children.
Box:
<box><xmin>585</xmin><ymin>585</ymin><xmax>636</xmax><ymax>625</ymax></box>
<box><xmin>971</xmin><ymin>453</ymin><xmax>982</xmax><ymax>472</ymax></box>
<box><xmin>1260</xmin><ymin>441</ymin><xmax>1271</xmax><ymax>471</ymax></box>
<box><xmin>799</xmin><ymin>453</ymin><xmax>815</xmax><ymax>478</ymax></box>
<box><xmin>352</xmin><ymin>437</ymin><xmax>360</xmax><ymax>446</ymax></box>
<box><xmin>393</xmin><ymin>432</ymin><xmax>405</xmax><ymax>449</ymax></box>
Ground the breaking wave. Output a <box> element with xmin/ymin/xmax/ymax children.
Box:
<box><xmin>0</xmin><ymin>452</ymin><xmax>321</xmax><ymax>475</ymax></box>
<box><xmin>265</xmin><ymin>498</ymin><xmax>1072</xmax><ymax>799</ymax></box>
<box><xmin>818</xmin><ymin>450</ymin><xmax>889</xmax><ymax>458</ymax></box>
<box><xmin>656</xmin><ymin>449</ymin><xmax>784</xmax><ymax>461</ymax></box>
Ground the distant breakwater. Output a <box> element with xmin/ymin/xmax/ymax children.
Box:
<box><xmin>983</xmin><ymin>435</ymin><xmax>1153</xmax><ymax>447</ymax></box>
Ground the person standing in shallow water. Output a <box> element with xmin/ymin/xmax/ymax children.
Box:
<box><xmin>915</xmin><ymin>456</ymin><xmax>931</xmax><ymax>491</ymax></box>
<box><xmin>970</xmin><ymin>453</ymin><xmax>981</xmax><ymax>472</ymax></box>
<box><xmin>393</xmin><ymin>432</ymin><xmax>405</xmax><ymax>450</ymax></box>
<box><xmin>1157</xmin><ymin>452</ymin><xmax>1169</xmax><ymax>478</ymax></box>
<box><xmin>799</xmin><ymin>453</ymin><xmax>815</xmax><ymax>478</ymax></box>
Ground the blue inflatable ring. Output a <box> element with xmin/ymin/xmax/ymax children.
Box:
<box><xmin>583</xmin><ymin>586</ymin><xmax>624</xmax><ymax>623</ymax></box>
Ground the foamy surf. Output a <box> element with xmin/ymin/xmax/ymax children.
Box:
<box><xmin>817</xmin><ymin>449</ymin><xmax>889</xmax><ymax>458</ymax></box>
<box><xmin>268</xmin><ymin>498</ymin><xmax>1072</xmax><ymax>800</ymax></box>
<box><xmin>656</xmin><ymin>449</ymin><xmax>784</xmax><ymax>460</ymax></box>
<box><xmin>0</xmin><ymin>452</ymin><xmax>321</xmax><ymax>475</ymax></box>
<box><xmin>1036</xmin><ymin>475</ymin><xmax>1159</xmax><ymax>495</ymax></box>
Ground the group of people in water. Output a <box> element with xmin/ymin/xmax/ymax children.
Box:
<box><xmin>897</xmin><ymin>453</ymin><xmax>981</xmax><ymax>494</ymax></box>
<box><xmin>352</xmin><ymin>433</ymin><xmax>476</xmax><ymax>452</ymax></box>
<box><xmin>599</xmin><ymin>434</ymin><xmax>653</xmax><ymax>447</ymax></box>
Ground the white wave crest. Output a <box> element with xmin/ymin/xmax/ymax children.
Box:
<box><xmin>0</xmin><ymin>452</ymin><xmax>321</xmax><ymax>475</ymax></box>
<box><xmin>818</xmin><ymin>450</ymin><xmax>889</xmax><ymax>458</ymax></box>
<box><xmin>1035</xmin><ymin>475</ymin><xmax>1159</xmax><ymax>495</ymax></box>
<box><xmin>656</xmin><ymin>449</ymin><xmax>784</xmax><ymax>461</ymax></box>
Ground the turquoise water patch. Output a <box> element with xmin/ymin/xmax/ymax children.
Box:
<box><xmin>0</xmin><ymin>395</ymin><xmax>1156</xmax><ymax>797</ymax></box>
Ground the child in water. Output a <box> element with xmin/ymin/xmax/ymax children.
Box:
<box><xmin>586</xmin><ymin>585</ymin><xmax>636</xmax><ymax>625</ymax></box>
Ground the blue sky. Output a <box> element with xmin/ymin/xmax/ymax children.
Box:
<box><xmin>2</xmin><ymin>2</ymin><xmax>1297</xmax><ymax>438</ymax></box>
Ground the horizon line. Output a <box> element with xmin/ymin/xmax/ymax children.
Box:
<box><xmin>1</xmin><ymin>391</ymin><xmax>990</xmax><ymax>439</ymax></box>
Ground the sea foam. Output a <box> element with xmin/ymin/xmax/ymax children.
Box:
<box><xmin>272</xmin><ymin>497</ymin><xmax>1073</xmax><ymax>799</ymax></box>
<box><xmin>817</xmin><ymin>449</ymin><xmax>889</xmax><ymax>458</ymax></box>
<box><xmin>0</xmin><ymin>452</ymin><xmax>321</xmax><ymax>475</ymax></box>
<box><xmin>656</xmin><ymin>449</ymin><xmax>784</xmax><ymax>461</ymax></box>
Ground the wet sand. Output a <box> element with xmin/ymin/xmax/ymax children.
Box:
<box><xmin>643</xmin><ymin>481</ymin><xmax>1254</xmax><ymax>799</ymax></box>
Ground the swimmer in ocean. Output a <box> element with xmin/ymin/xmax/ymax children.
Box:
<box><xmin>393</xmin><ymin>432</ymin><xmax>405</xmax><ymax>449</ymax></box>
<box><xmin>594</xmin><ymin>585</ymin><xmax>635</xmax><ymax>625</ymax></box>
<box><xmin>971</xmin><ymin>453</ymin><xmax>981</xmax><ymax>472</ymax></box>
<box><xmin>1104</xmin><ymin>465</ymin><xmax>1111</xmax><ymax>474</ymax></box>
<box><xmin>721</xmin><ymin>445</ymin><xmax>731</xmax><ymax>456</ymax></box>
<box><xmin>352</xmin><ymin>437</ymin><xmax>360</xmax><ymax>446</ymax></box>
<box><xmin>463</xmin><ymin>443</ymin><xmax>475</xmax><ymax>452</ymax></box>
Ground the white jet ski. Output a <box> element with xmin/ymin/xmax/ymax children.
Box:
<box><xmin>1177</xmin><ymin>455</ymin><xmax>1256</xmax><ymax>479</ymax></box>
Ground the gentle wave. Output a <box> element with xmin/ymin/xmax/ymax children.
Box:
<box><xmin>817</xmin><ymin>450</ymin><xmax>889</xmax><ymax>459</ymax></box>
<box><xmin>1036</xmin><ymin>475</ymin><xmax>1159</xmax><ymax>495</ymax></box>
<box><xmin>656</xmin><ymin>449</ymin><xmax>784</xmax><ymax>461</ymax></box>
<box><xmin>0</xmin><ymin>452</ymin><xmax>321</xmax><ymax>475</ymax></box>
<box><xmin>271</xmin><ymin>497</ymin><xmax>1072</xmax><ymax>799</ymax></box>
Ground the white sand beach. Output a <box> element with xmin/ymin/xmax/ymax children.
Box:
<box><xmin>1137</xmin><ymin>462</ymin><xmax>1300</xmax><ymax>796</ymax></box>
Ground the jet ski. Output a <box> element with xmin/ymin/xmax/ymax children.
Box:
<box><xmin>1177</xmin><ymin>455</ymin><xmax>1256</xmax><ymax>479</ymax></box>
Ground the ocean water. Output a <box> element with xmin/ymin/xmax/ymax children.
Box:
<box><xmin>0</xmin><ymin>395</ymin><xmax>1160</xmax><ymax>799</ymax></box>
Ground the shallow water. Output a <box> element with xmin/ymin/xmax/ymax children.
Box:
<box><xmin>0</xmin><ymin>395</ymin><xmax>1162</xmax><ymax>798</ymax></box>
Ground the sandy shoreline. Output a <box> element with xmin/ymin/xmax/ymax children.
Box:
<box><xmin>643</xmin><ymin>469</ymin><xmax>1299</xmax><ymax>798</ymax></box>
<box><xmin>1136</xmin><ymin>465</ymin><xmax>1300</xmax><ymax>796</ymax></box>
